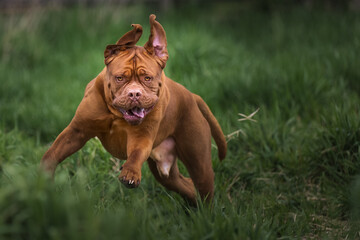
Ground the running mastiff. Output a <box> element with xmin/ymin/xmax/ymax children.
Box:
<box><xmin>41</xmin><ymin>14</ymin><xmax>227</xmax><ymax>204</ymax></box>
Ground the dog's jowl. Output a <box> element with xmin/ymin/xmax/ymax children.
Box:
<box><xmin>41</xmin><ymin>14</ymin><xmax>227</xmax><ymax>204</ymax></box>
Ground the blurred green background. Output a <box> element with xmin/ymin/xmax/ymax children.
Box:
<box><xmin>0</xmin><ymin>0</ymin><xmax>360</xmax><ymax>239</ymax></box>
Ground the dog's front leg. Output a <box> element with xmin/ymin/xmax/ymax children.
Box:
<box><xmin>40</xmin><ymin>123</ymin><xmax>91</xmax><ymax>177</ymax></box>
<box><xmin>119</xmin><ymin>137</ymin><xmax>153</xmax><ymax>188</ymax></box>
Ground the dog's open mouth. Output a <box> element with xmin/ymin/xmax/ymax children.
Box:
<box><xmin>118</xmin><ymin>106</ymin><xmax>154</xmax><ymax>125</ymax></box>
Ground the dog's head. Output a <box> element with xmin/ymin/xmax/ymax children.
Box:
<box><xmin>104</xmin><ymin>14</ymin><xmax>168</xmax><ymax>125</ymax></box>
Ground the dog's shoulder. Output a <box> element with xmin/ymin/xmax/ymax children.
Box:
<box><xmin>83</xmin><ymin>68</ymin><xmax>106</xmax><ymax>97</ymax></box>
<box><xmin>166</xmin><ymin>77</ymin><xmax>196</xmax><ymax>105</ymax></box>
<box><xmin>72</xmin><ymin>69</ymin><xmax>114</xmax><ymax>130</ymax></box>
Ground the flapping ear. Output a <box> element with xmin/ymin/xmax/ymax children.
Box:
<box><xmin>104</xmin><ymin>24</ymin><xmax>143</xmax><ymax>65</ymax></box>
<box><xmin>116</xmin><ymin>24</ymin><xmax>143</xmax><ymax>46</ymax></box>
<box><xmin>144</xmin><ymin>14</ymin><xmax>168</xmax><ymax>68</ymax></box>
<box><xmin>104</xmin><ymin>44</ymin><xmax>122</xmax><ymax>65</ymax></box>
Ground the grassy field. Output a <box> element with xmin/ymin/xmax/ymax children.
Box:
<box><xmin>1</xmin><ymin>3</ymin><xmax>360</xmax><ymax>239</ymax></box>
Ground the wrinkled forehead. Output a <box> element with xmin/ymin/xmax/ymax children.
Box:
<box><xmin>107</xmin><ymin>46</ymin><xmax>160</xmax><ymax>76</ymax></box>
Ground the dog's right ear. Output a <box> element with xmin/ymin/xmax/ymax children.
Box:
<box><xmin>104</xmin><ymin>24</ymin><xmax>143</xmax><ymax>65</ymax></box>
<box><xmin>104</xmin><ymin>45</ymin><xmax>122</xmax><ymax>65</ymax></box>
<box><xmin>116</xmin><ymin>24</ymin><xmax>143</xmax><ymax>46</ymax></box>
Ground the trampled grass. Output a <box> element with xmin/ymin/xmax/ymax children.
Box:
<box><xmin>0</xmin><ymin>3</ymin><xmax>360</xmax><ymax>239</ymax></box>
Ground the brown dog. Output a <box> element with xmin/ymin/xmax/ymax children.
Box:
<box><xmin>41</xmin><ymin>14</ymin><xmax>227</xmax><ymax>204</ymax></box>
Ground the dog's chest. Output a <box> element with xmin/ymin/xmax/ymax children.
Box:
<box><xmin>97</xmin><ymin>119</ymin><xmax>128</xmax><ymax>160</ymax></box>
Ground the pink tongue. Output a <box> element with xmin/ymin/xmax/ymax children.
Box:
<box><xmin>131</xmin><ymin>107</ymin><xmax>145</xmax><ymax>118</ymax></box>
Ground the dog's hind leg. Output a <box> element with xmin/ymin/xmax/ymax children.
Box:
<box><xmin>180</xmin><ymin>151</ymin><xmax>215</xmax><ymax>203</ymax></box>
<box><xmin>148</xmin><ymin>158</ymin><xmax>197</xmax><ymax>204</ymax></box>
<box><xmin>174</xmin><ymin>120</ymin><xmax>215</xmax><ymax>203</ymax></box>
<box><xmin>148</xmin><ymin>138</ymin><xmax>197</xmax><ymax>204</ymax></box>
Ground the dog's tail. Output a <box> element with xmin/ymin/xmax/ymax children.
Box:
<box><xmin>193</xmin><ymin>94</ymin><xmax>227</xmax><ymax>161</ymax></box>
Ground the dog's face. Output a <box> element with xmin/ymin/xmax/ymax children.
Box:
<box><xmin>104</xmin><ymin>15</ymin><xmax>168</xmax><ymax>125</ymax></box>
<box><xmin>106</xmin><ymin>46</ymin><xmax>163</xmax><ymax>125</ymax></box>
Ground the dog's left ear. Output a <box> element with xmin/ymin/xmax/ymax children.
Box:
<box><xmin>104</xmin><ymin>24</ymin><xmax>143</xmax><ymax>65</ymax></box>
<box><xmin>144</xmin><ymin>14</ymin><xmax>168</xmax><ymax>68</ymax></box>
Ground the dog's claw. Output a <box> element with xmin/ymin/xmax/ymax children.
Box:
<box><xmin>118</xmin><ymin>166</ymin><xmax>141</xmax><ymax>188</ymax></box>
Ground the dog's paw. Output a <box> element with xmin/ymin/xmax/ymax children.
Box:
<box><xmin>119</xmin><ymin>165</ymin><xmax>141</xmax><ymax>188</ymax></box>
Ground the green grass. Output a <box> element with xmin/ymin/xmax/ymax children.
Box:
<box><xmin>1</xmin><ymin>3</ymin><xmax>360</xmax><ymax>239</ymax></box>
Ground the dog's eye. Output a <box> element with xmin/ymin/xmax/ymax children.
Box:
<box><xmin>144</xmin><ymin>76</ymin><xmax>152</xmax><ymax>82</ymax></box>
<box><xmin>116</xmin><ymin>76</ymin><xmax>123</xmax><ymax>82</ymax></box>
